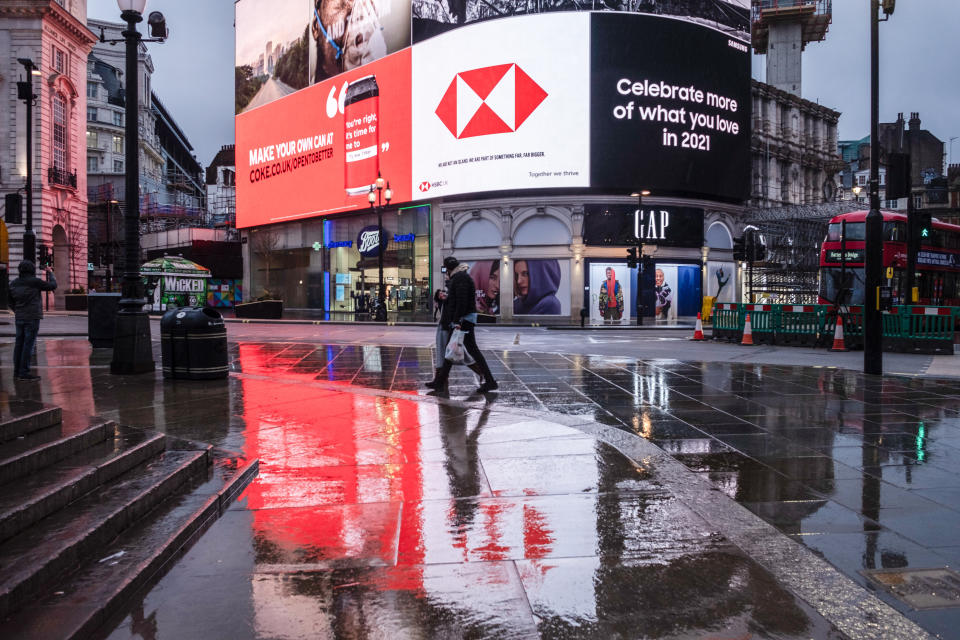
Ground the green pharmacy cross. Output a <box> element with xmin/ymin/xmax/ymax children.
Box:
<box><xmin>312</xmin><ymin>241</ymin><xmax>322</xmax><ymax>251</ymax></box>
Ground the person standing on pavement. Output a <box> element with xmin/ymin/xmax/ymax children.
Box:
<box><xmin>8</xmin><ymin>260</ymin><xmax>57</xmax><ymax>381</ymax></box>
<box><xmin>426</xmin><ymin>256</ymin><xmax>498</xmax><ymax>393</ymax></box>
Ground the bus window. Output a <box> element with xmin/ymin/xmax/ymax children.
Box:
<box><xmin>826</xmin><ymin>222</ymin><xmax>865</xmax><ymax>242</ymax></box>
<box><xmin>883</xmin><ymin>222</ymin><xmax>907</xmax><ymax>242</ymax></box>
<box><xmin>820</xmin><ymin>267</ymin><xmax>866</xmax><ymax>306</ymax></box>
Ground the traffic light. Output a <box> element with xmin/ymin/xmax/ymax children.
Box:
<box><xmin>4</xmin><ymin>193</ymin><xmax>22</xmax><ymax>225</ymax></box>
<box><xmin>885</xmin><ymin>153</ymin><xmax>910</xmax><ymax>201</ymax></box>
<box><xmin>626</xmin><ymin>246</ymin><xmax>638</xmax><ymax>269</ymax></box>
<box><xmin>38</xmin><ymin>243</ymin><xmax>52</xmax><ymax>269</ymax></box>
<box><xmin>748</xmin><ymin>232</ymin><xmax>767</xmax><ymax>262</ymax></box>
<box><xmin>733</xmin><ymin>236</ymin><xmax>746</xmax><ymax>261</ymax></box>
<box><xmin>916</xmin><ymin>211</ymin><xmax>932</xmax><ymax>243</ymax></box>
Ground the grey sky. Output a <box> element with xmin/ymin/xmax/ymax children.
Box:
<box><xmin>88</xmin><ymin>1</ymin><xmax>960</xmax><ymax>170</ymax></box>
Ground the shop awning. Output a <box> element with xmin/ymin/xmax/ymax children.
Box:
<box><xmin>140</xmin><ymin>255</ymin><xmax>212</xmax><ymax>278</ymax></box>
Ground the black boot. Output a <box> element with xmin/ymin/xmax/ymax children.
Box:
<box><xmin>426</xmin><ymin>363</ymin><xmax>450</xmax><ymax>392</ymax></box>
<box><xmin>473</xmin><ymin>358</ymin><xmax>497</xmax><ymax>392</ymax></box>
<box><xmin>467</xmin><ymin>363</ymin><xmax>486</xmax><ymax>385</ymax></box>
<box><xmin>425</xmin><ymin>368</ymin><xmax>443</xmax><ymax>386</ymax></box>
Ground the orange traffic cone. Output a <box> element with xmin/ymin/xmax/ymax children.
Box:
<box><xmin>741</xmin><ymin>313</ymin><xmax>754</xmax><ymax>346</ymax></box>
<box><xmin>831</xmin><ymin>315</ymin><xmax>847</xmax><ymax>352</ymax></box>
<box><xmin>692</xmin><ymin>312</ymin><xmax>705</xmax><ymax>341</ymax></box>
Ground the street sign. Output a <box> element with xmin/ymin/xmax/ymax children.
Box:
<box><xmin>87</xmin><ymin>262</ymin><xmax>94</xmax><ymax>271</ymax></box>
<box><xmin>886</xmin><ymin>266</ymin><xmax>893</xmax><ymax>279</ymax></box>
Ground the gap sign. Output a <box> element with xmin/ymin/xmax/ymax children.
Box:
<box><xmin>583</xmin><ymin>204</ymin><xmax>703</xmax><ymax>247</ymax></box>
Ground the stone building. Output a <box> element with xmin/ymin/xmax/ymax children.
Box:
<box><xmin>749</xmin><ymin>79</ymin><xmax>843</xmax><ymax>208</ymax></box>
<box><xmin>0</xmin><ymin>0</ymin><xmax>96</xmax><ymax>300</ymax></box>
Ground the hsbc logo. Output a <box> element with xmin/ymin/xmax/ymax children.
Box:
<box><xmin>435</xmin><ymin>63</ymin><xmax>548</xmax><ymax>139</ymax></box>
<box><xmin>419</xmin><ymin>181</ymin><xmax>431</xmax><ymax>192</ymax></box>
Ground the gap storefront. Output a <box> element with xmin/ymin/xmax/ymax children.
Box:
<box><xmin>583</xmin><ymin>204</ymin><xmax>706</xmax><ymax>325</ymax></box>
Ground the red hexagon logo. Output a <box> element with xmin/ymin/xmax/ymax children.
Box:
<box><xmin>435</xmin><ymin>63</ymin><xmax>548</xmax><ymax>139</ymax></box>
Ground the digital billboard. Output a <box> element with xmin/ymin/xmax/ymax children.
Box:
<box><xmin>411</xmin><ymin>13</ymin><xmax>590</xmax><ymax>198</ymax></box>
<box><xmin>236</xmin><ymin>49</ymin><xmax>412</xmax><ymax>227</ymax></box>
<box><xmin>411</xmin><ymin>0</ymin><xmax>751</xmax><ymax>43</ymax></box>
<box><xmin>236</xmin><ymin>12</ymin><xmax>751</xmax><ymax>227</ymax></box>
<box><xmin>235</xmin><ymin>0</ymin><xmax>411</xmax><ymax>114</ymax></box>
<box><xmin>590</xmin><ymin>13</ymin><xmax>750</xmax><ymax>201</ymax></box>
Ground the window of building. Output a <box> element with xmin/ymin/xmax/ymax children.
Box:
<box><xmin>53</xmin><ymin>93</ymin><xmax>67</xmax><ymax>172</ymax></box>
<box><xmin>113</xmin><ymin>159</ymin><xmax>123</xmax><ymax>173</ymax></box>
<box><xmin>88</xmin><ymin>156</ymin><xmax>98</xmax><ymax>172</ymax></box>
<box><xmin>87</xmin><ymin>81</ymin><xmax>97</xmax><ymax>99</ymax></box>
<box><xmin>53</xmin><ymin>47</ymin><xmax>66</xmax><ymax>74</ymax></box>
<box><xmin>885</xmin><ymin>199</ymin><xmax>900</xmax><ymax>209</ymax></box>
<box><xmin>112</xmin><ymin>135</ymin><xmax>123</xmax><ymax>153</ymax></box>
<box><xmin>87</xmin><ymin>106</ymin><xmax>97</xmax><ymax>121</ymax></box>
<box><xmin>914</xmin><ymin>194</ymin><xmax>923</xmax><ymax>209</ymax></box>
<box><xmin>113</xmin><ymin>111</ymin><xmax>123</xmax><ymax>126</ymax></box>
<box><xmin>87</xmin><ymin>131</ymin><xmax>97</xmax><ymax>148</ymax></box>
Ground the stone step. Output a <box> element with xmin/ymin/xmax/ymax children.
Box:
<box><xmin>0</xmin><ymin>449</ymin><xmax>208</xmax><ymax>619</ymax></box>
<box><xmin>0</xmin><ymin>402</ymin><xmax>62</xmax><ymax>443</ymax></box>
<box><xmin>0</xmin><ymin>427</ymin><xmax>166</xmax><ymax>543</ymax></box>
<box><xmin>0</xmin><ymin>456</ymin><xmax>259</xmax><ymax>640</ymax></box>
<box><xmin>0</xmin><ymin>413</ymin><xmax>116</xmax><ymax>486</ymax></box>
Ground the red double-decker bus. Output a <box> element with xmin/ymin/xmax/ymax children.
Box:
<box><xmin>819</xmin><ymin>210</ymin><xmax>960</xmax><ymax>306</ymax></box>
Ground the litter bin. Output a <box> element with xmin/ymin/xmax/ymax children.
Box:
<box><xmin>88</xmin><ymin>293</ymin><xmax>121</xmax><ymax>348</ymax></box>
<box><xmin>160</xmin><ymin>307</ymin><xmax>228</xmax><ymax>380</ymax></box>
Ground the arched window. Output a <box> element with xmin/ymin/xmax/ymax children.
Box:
<box><xmin>53</xmin><ymin>93</ymin><xmax>68</xmax><ymax>172</ymax></box>
<box><xmin>706</xmin><ymin>222</ymin><xmax>733</xmax><ymax>249</ymax></box>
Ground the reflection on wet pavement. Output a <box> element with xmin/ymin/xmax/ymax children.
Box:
<box><xmin>11</xmin><ymin>339</ymin><xmax>960</xmax><ymax>637</ymax></box>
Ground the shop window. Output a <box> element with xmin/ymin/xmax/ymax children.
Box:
<box><xmin>454</xmin><ymin>218</ymin><xmax>499</xmax><ymax>248</ymax></box>
<box><xmin>513</xmin><ymin>216</ymin><xmax>570</xmax><ymax>246</ymax></box>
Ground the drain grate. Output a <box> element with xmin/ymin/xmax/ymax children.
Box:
<box><xmin>862</xmin><ymin>567</ymin><xmax>960</xmax><ymax>610</ymax></box>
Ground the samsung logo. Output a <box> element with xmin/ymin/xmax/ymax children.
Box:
<box><xmin>728</xmin><ymin>39</ymin><xmax>748</xmax><ymax>53</ymax></box>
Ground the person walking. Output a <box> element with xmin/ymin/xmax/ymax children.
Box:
<box><xmin>9</xmin><ymin>260</ymin><xmax>57</xmax><ymax>381</ymax></box>
<box><xmin>426</xmin><ymin>256</ymin><xmax>498</xmax><ymax>393</ymax></box>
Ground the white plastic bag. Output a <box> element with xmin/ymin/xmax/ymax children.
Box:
<box><xmin>444</xmin><ymin>329</ymin><xmax>475</xmax><ymax>365</ymax></box>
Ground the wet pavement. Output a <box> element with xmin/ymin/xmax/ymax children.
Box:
<box><xmin>2</xmin><ymin>331</ymin><xmax>959</xmax><ymax>638</ymax></box>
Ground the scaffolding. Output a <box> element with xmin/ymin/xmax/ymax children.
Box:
<box><xmin>742</xmin><ymin>200</ymin><xmax>860</xmax><ymax>303</ymax></box>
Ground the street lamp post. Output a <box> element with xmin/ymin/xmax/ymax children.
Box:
<box><xmin>16</xmin><ymin>58</ymin><xmax>41</xmax><ymax>264</ymax></box>
<box><xmin>864</xmin><ymin>0</ymin><xmax>894</xmax><ymax>376</ymax></box>
<box><xmin>630</xmin><ymin>189</ymin><xmax>650</xmax><ymax>326</ymax></box>
<box><xmin>109</xmin><ymin>0</ymin><xmax>166</xmax><ymax>374</ymax></box>
<box><xmin>368</xmin><ymin>174</ymin><xmax>392</xmax><ymax>322</ymax></box>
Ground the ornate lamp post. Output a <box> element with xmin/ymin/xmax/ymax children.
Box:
<box><xmin>16</xmin><ymin>58</ymin><xmax>41</xmax><ymax>264</ymax></box>
<box><xmin>368</xmin><ymin>174</ymin><xmax>392</xmax><ymax>322</ymax></box>
<box><xmin>109</xmin><ymin>0</ymin><xmax>166</xmax><ymax>374</ymax></box>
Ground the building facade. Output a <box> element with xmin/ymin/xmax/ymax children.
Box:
<box><xmin>750</xmin><ymin>79</ymin><xmax>842</xmax><ymax>208</ymax></box>
<box><xmin>1</xmin><ymin>0</ymin><xmax>96</xmax><ymax>300</ymax></box>
<box><xmin>236</xmin><ymin>6</ymin><xmax>758</xmax><ymax>323</ymax></box>
<box><xmin>86</xmin><ymin>18</ymin><xmax>163</xmax><ymax>290</ymax></box>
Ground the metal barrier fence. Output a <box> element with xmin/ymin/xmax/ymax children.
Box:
<box><xmin>710</xmin><ymin>303</ymin><xmax>957</xmax><ymax>354</ymax></box>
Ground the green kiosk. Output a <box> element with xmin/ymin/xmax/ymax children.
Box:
<box><xmin>141</xmin><ymin>255</ymin><xmax>211</xmax><ymax>313</ymax></box>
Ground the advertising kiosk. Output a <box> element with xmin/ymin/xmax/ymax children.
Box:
<box><xmin>141</xmin><ymin>255</ymin><xmax>211</xmax><ymax>313</ymax></box>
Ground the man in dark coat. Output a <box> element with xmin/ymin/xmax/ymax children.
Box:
<box><xmin>426</xmin><ymin>256</ymin><xmax>497</xmax><ymax>393</ymax></box>
<box><xmin>8</xmin><ymin>260</ymin><xmax>57</xmax><ymax>380</ymax></box>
